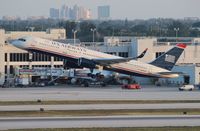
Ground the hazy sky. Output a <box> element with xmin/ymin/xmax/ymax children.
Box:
<box><xmin>0</xmin><ymin>0</ymin><xmax>200</xmax><ymax>19</ymax></box>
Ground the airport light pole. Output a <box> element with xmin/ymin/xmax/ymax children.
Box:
<box><xmin>91</xmin><ymin>28</ymin><xmax>96</xmax><ymax>44</ymax></box>
<box><xmin>28</xmin><ymin>52</ymin><xmax>33</xmax><ymax>85</ymax></box>
<box><xmin>174</xmin><ymin>28</ymin><xmax>179</xmax><ymax>42</ymax></box>
<box><xmin>72</xmin><ymin>29</ymin><xmax>78</xmax><ymax>45</ymax></box>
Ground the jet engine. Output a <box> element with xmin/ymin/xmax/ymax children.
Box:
<box><xmin>78</xmin><ymin>58</ymin><xmax>97</xmax><ymax>69</ymax></box>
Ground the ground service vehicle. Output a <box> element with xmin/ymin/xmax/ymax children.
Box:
<box><xmin>122</xmin><ymin>84</ymin><xmax>141</xmax><ymax>89</ymax></box>
<box><xmin>179</xmin><ymin>85</ymin><xmax>194</xmax><ymax>91</ymax></box>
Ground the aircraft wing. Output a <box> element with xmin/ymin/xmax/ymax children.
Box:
<box><xmin>92</xmin><ymin>48</ymin><xmax>148</xmax><ymax>66</ymax></box>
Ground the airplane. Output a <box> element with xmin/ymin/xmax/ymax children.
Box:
<box><xmin>10</xmin><ymin>36</ymin><xmax>186</xmax><ymax>78</ymax></box>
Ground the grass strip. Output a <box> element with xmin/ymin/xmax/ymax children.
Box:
<box><xmin>0</xmin><ymin>100</ymin><xmax>200</xmax><ymax>105</ymax></box>
<box><xmin>7</xmin><ymin>127</ymin><xmax>200</xmax><ymax>131</ymax></box>
<box><xmin>0</xmin><ymin>108</ymin><xmax>200</xmax><ymax>117</ymax></box>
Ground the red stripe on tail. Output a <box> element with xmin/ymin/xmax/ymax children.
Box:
<box><xmin>176</xmin><ymin>43</ymin><xmax>187</xmax><ymax>49</ymax></box>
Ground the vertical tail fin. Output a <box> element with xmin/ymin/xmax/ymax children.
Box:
<box><xmin>150</xmin><ymin>43</ymin><xmax>186</xmax><ymax>71</ymax></box>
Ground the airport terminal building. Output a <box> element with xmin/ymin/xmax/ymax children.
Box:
<box><xmin>1</xmin><ymin>28</ymin><xmax>200</xmax><ymax>86</ymax></box>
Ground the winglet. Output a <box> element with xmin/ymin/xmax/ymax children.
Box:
<box><xmin>136</xmin><ymin>48</ymin><xmax>148</xmax><ymax>59</ymax></box>
<box><xmin>176</xmin><ymin>43</ymin><xmax>187</xmax><ymax>49</ymax></box>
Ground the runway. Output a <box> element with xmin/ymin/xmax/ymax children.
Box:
<box><xmin>1</xmin><ymin>103</ymin><xmax>200</xmax><ymax>111</ymax></box>
<box><xmin>0</xmin><ymin>86</ymin><xmax>200</xmax><ymax>101</ymax></box>
<box><xmin>1</xmin><ymin>115</ymin><xmax>200</xmax><ymax>130</ymax></box>
<box><xmin>1</xmin><ymin>86</ymin><xmax>200</xmax><ymax>129</ymax></box>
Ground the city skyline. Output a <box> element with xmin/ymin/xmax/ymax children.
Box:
<box><xmin>50</xmin><ymin>5</ymin><xmax>92</xmax><ymax>20</ymax></box>
<box><xmin>0</xmin><ymin>0</ymin><xmax>200</xmax><ymax>20</ymax></box>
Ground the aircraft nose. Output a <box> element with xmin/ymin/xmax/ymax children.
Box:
<box><xmin>9</xmin><ymin>39</ymin><xmax>25</xmax><ymax>49</ymax></box>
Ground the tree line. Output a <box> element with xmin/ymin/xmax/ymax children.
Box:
<box><xmin>0</xmin><ymin>18</ymin><xmax>200</xmax><ymax>42</ymax></box>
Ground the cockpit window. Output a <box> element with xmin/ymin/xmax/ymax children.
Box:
<box><xmin>18</xmin><ymin>38</ymin><xmax>26</xmax><ymax>42</ymax></box>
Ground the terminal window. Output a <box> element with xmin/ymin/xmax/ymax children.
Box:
<box><xmin>54</xmin><ymin>56</ymin><xmax>63</xmax><ymax>61</ymax></box>
<box><xmin>156</xmin><ymin>52</ymin><xmax>164</xmax><ymax>58</ymax></box>
<box><xmin>31</xmin><ymin>52</ymin><xmax>51</xmax><ymax>61</ymax></box>
<box><xmin>5</xmin><ymin>53</ymin><xmax>7</xmax><ymax>62</ymax></box>
<box><xmin>9</xmin><ymin>53</ymin><xmax>62</xmax><ymax>62</ymax></box>
<box><xmin>119</xmin><ymin>52</ymin><xmax>128</xmax><ymax>58</ymax></box>
<box><xmin>10</xmin><ymin>53</ymin><xmax>29</xmax><ymax>62</ymax></box>
<box><xmin>10</xmin><ymin>65</ymin><xmax>14</xmax><ymax>74</ymax></box>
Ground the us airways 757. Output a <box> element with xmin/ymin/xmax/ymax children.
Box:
<box><xmin>10</xmin><ymin>36</ymin><xmax>186</xmax><ymax>78</ymax></box>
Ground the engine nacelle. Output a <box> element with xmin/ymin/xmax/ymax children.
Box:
<box><xmin>78</xmin><ymin>58</ymin><xmax>96</xmax><ymax>69</ymax></box>
<box><xmin>71</xmin><ymin>78</ymin><xmax>77</xmax><ymax>84</ymax></box>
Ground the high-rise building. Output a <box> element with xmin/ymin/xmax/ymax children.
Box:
<box><xmin>73</xmin><ymin>5</ymin><xmax>79</xmax><ymax>20</ymax></box>
<box><xmin>60</xmin><ymin>5</ymin><xmax>68</xmax><ymax>19</ymax></box>
<box><xmin>49</xmin><ymin>8</ymin><xmax>60</xmax><ymax>19</ymax></box>
<box><xmin>49</xmin><ymin>5</ymin><xmax>91</xmax><ymax>20</ymax></box>
<box><xmin>85</xmin><ymin>9</ymin><xmax>92</xmax><ymax>20</ymax></box>
<box><xmin>77</xmin><ymin>6</ymin><xmax>91</xmax><ymax>20</ymax></box>
<box><xmin>69</xmin><ymin>8</ymin><xmax>75</xmax><ymax>20</ymax></box>
<box><xmin>98</xmin><ymin>5</ymin><xmax>110</xmax><ymax>20</ymax></box>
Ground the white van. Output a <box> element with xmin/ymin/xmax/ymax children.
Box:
<box><xmin>179</xmin><ymin>85</ymin><xmax>194</xmax><ymax>91</ymax></box>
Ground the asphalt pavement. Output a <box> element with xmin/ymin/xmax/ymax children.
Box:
<box><xmin>0</xmin><ymin>103</ymin><xmax>200</xmax><ymax>111</ymax></box>
<box><xmin>0</xmin><ymin>86</ymin><xmax>200</xmax><ymax>101</ymax></box>
<box><xmin>1</xmin><ymin>115</ymin><xmax>200</xmax><ymax>130</ymax></box>
<box><xmin>1</xmin><ymin>86</ymin><xmax>200</xmax><ymax>129</ymax></box>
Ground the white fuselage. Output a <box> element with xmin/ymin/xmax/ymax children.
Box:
<box><xmin>12</xmin><ymin>36</ymin><xmax>176</xmax><ymax>78</ymax></box>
